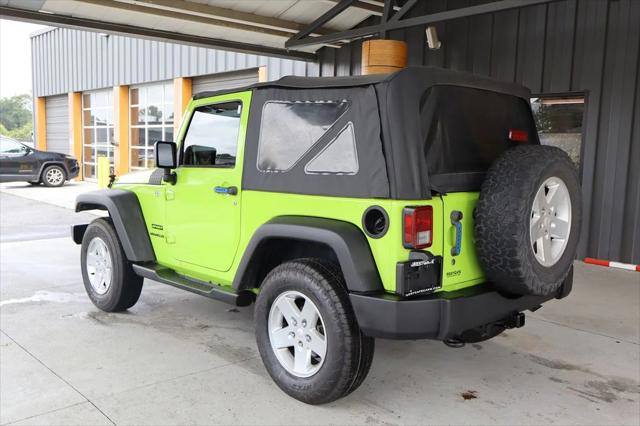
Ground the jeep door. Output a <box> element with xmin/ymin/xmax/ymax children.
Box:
<box><xmin>165</xmin><ymin>92</ymin><xmax>250</xmax><ymax>272</ymax></box>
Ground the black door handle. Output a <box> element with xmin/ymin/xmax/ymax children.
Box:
<box><xmin>214</xmin><ymin>186</ymin><xmax>238</xmax><ymax>195</ymax></box>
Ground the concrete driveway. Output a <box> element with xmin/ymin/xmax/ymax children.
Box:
<box><xmin>1</xmin><ymin>189</ymin><xmax>639</xmax><ymax>425</ymax></box>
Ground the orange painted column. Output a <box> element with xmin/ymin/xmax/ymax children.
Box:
<box><xmin>258</xmin><ymin>65</ymin><xmax>268</xmax><ymax>83</ymax></box>
<box><xmin>174</xmin><ymin>77</ymin><xmax>192</xmax><ymax>137</ymax></box>
<box><xmin>35</xmin><ymin>97</ymin><xmax>47</xmax><ymax>151</ymax></box>
<box><xmin>114</xmin><ymin>86</ymin><xmax>130</xmax><ymax>176</ymax></box>
<box><xmin>361</xmin><ymin>39</ymin><xmax>408</xmax><ymax>75</ymax></box>
<box><xmin>68</xmin><ymin>92</ymin><xmax>83</xmax><ymax>180</ymax></box>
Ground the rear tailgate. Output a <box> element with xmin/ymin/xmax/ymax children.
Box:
<box><xmin>440</xmin><ymin>192</ymin><xmax>485</xmax><ymax>291</ymax></box>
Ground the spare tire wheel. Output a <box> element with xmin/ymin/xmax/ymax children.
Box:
<box><xmin>475</xmin><ymin>145</ymin><xmax>581</xmax><ymax>296</ymax></box>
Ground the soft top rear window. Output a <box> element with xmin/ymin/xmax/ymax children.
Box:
<box><xmin>420</xmin><ymin>85</ymin><xmax>537</xmax><ymax>188</ymax></box>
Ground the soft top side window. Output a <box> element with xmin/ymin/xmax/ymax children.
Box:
<box><xmin>257</xmin><ymin>100</ymin><xmax>349</xmax><ymax>172</ymax></box>
<box><xmin>181</xmin><ymin>101</ymin><xmax>242</xmax><ymax>167</ymax></box>
<box><xmin>304</xmin><ymin>122</ymin><xmax>358</xmax><ymax>175</ymax></box>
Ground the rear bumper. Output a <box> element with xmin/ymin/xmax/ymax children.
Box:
<box><xmin>350</xmin><ymin>280</ymin><xmax>570</xmax><ymax>340</ymax></box>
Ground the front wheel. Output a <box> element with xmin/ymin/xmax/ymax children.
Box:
<box><xmin>80</xmin><ymin>218</ymin><xmax>143</xmax><ymax>312</ymax></box>
<box><xmin>254</xmin><ymin>259</ymin><xmax>374</xmax><ymax>404</ymax></box>
<box><xmin>41</xmin><ymin>165</ymin><xmax>66</xmax><ymax>187</ymax></box>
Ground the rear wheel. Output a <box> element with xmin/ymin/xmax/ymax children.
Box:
<box><xmin>81</xmin><ymin>218</ymin><xmax>143</xmax><ymax>311</ymax></box>
<box><xmin>41</xmin><ymin>165</ymin><xmax>66</xmax><ymax>187</ymax></box>
<box><xmin>254</xmin><ymin>258</ymin><xmax>374</xmax><ymax>404</ymax></box>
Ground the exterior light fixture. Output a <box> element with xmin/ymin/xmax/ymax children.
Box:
<box><xmin>426</xmin><ymin>26</ymin><xmax>441</xmax><ymax>50</ymax></box>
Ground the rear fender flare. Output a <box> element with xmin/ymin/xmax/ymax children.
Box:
<box><xmin>233</xmin><ymin>216</ymin><xmax>383</xmax><ymax>294</ymax></box>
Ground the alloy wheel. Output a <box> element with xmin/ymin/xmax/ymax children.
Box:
<box><xmin>268</xmin><ymin>290</ymin><xmax>327</xmax><ymax>378</ymax></box>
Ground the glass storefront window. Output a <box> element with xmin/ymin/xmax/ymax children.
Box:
<box><xmin>82</xmin><ymin>90</ymin><xmax>114</xmax><ymax>180</ymax></box>
<box><xmin>531</xmin><ymin>96</ymin><xmax>584</xmax><ymax>170</ymax></box>
<box><xmin>129</xmin><ymin>82</ymin><xmax>174</xmax><ymax>170</ymax></box>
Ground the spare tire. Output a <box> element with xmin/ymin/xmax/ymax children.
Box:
<box><xmin>475</xmin><ymin>145</ymin><xmax>581</xmax><ymax>296</ymax></box>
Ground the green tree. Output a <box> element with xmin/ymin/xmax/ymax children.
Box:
<box><xmin>0</xmin><ymin>94</ymin><xmax>32</xmax><ymax>130</ymax></box>
<box><xmin>0</xmin><ymin>94</ymin><xmax>33</xmax><ymax>141</ymax></box>
<box><xmin>7</xmin><ymin>121</ymin><xmax>33</xmax><ymax>140</ymax></box>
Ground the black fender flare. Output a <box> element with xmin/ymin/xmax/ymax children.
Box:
<box><xmin>37</xmin><ymin>161</ymin><xmax>70</xmax><ymax>179</ymax></box>
<box><xmin>232</xmin><ymin>216</ymin><xmax>383</xmax><ymax>294</ymax></box>
<box><xmin>74</xmin><ymin>189</ymin><xmax>155</xmax><ymax>262</ymax></box>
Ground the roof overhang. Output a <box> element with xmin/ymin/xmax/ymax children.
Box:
<box><xmin>0</xmin><ymin>0</ymin><xmax>560</xmax><ymax>62</ymax></box>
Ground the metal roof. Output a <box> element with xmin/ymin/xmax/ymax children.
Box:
<box><xmin>0</xmin><ymin>0</ymin><xmax>381</xmax><ymax>60</ymax></box>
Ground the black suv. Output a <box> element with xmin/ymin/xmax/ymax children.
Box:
<box><xmin>0</xmin><ymin>136</ymin><xmax>79</xmax><ymax>187</ymax></box>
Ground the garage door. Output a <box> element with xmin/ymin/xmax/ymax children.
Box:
<box><xmin>192</xmin><ymin>69</ymin><xmax>259</xmax><ymax>95</ymax></box>
<box><xmin>45</xmin><ymin>95</ymin><xmax>69</xmax><ymax>154</ymax></box>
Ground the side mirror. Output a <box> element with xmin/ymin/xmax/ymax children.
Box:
<box><xmin>155</xmin><ymin>141</ymin><xmax>177</xmax><ymax>185</ymax></box>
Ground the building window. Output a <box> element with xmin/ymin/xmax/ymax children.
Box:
<box><xmin>130</xmin><ymin>82</ymin><xmax>174</xmax><ymax>170</ymax></box>
<box><xmin>531</xmin><ymin>96</ymin><xmax>584</xmax><ymax>169</ymax></box>
<box><xmin>82</xmin><ymin>90</ymin><xmax>114</xmax><ymax>180</ymax></box>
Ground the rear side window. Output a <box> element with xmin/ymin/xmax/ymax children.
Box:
<box><xmin>182</xmin><ymin>102</ymin><xmax>241</xmax><ymax>167</ymax></box>
<box><xmin>421</xmin><ymin>86</ymin><xmax>537</xmax><ymax>176</ymax></box>
<box><xmin>304</xmin><ymin>122</ymin><xmax>358</xmax><ymax>175</ymax></box>
<box><xmin>257</xmin><ymin>100</ymin><xmax>349</xmax><ymax>172</ymax></box>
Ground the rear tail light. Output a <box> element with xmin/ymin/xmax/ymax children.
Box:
<box><xmin>508</xmin><ymin>129</ymin><xmax>529</xmax><ymax>142</ymax></box>
<box><xmin>403</xmin><ymin>206</ymin><xmax>433</xmax><ymax>249</ymax></box>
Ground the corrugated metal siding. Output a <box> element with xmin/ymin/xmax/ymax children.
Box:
<box><xmin>318</xmin><ymin>0</ymin><xmax>640</xmax><ymax>264</ymax></box>
<box><xmin>44</xmin><ymin>95</ymin><xmax>69</xmax><ymax>155</ymax></box>
<box><xmin>30</xmin><ymin>28</ymin><xmax>319</xmax><ymax>98</ymax></box>
<box><xmin>192</xmin><ymin>69</ymin><xmax>259</xmax><ymax>94</ymax></box>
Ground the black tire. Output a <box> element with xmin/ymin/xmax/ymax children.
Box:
<box><xmin>475</xmin><ymin>145</ymin><xmax>581</xmax><ymax>296</ymax></box>
<box><xmin>304</xmin><ymin>259</ymin><xmax>375</xmax><ymax>399</ymax></box>
<box><xmin>80</xmin><ymin>218</ymin><xmax>143</xmax><ymax>312</ymax></box>
<box><xmin>254</xmin><ymin>258</ymin><xmax>375</xmax><ymax>405</ymax></box>
<box><xmin>41</xmin><ymin>165</ymin><xmax>66</xmax><ymax>187</ymax></box>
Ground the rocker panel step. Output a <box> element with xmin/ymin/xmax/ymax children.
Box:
<box><xmin>132</xmin><ymin>264</ymin><xmax>253</xmax><ymax>307</ymax></box>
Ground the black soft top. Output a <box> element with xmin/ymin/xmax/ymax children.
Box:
<box><xmin>195</xmin><ymin>67</ymin><xmax>538</xmax><ymax>200</ymax></box>
<box><xmin>193</xmin><ymin>67</ymin><xmax>531</xmax><ymax>101</ymax></box>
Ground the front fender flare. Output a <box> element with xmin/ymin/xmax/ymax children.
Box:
<box><xmin>233</xmin><ymin>216</ymin><xmax>383</xmax><ymax>293</ymax></box>
<box><xmin>75</xmin><ymin>189</ymin><xmax>155</xmax><ymax>262</ymax></box>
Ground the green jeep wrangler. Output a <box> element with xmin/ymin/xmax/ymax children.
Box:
<box><xmin>72</xmin><ymin>67</ymin><xmax>581</xmax><ymax>404</ymax></box>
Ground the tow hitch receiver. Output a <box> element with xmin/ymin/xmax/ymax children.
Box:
<box><xmin>444</xmin><ymin>312</ymin><xmax>527</xmax><ymax>347</ymax></box>
<box><xmin>505</xmin><ymin>312</ymin><xmax>526</xmax><ymax>329</ymax></box>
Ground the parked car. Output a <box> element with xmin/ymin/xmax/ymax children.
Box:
<box><xmin>72</xmin><ymin>67</ymin><xmax>581</xmax><ymax>404</ymax></box>
<box><xmin>0</xmin><ymin>135</ymin><xmax>79</xmax><ymax>186</ymax></box>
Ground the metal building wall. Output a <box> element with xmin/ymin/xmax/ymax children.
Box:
<box><xmin>318</xmin><ymin>0</ymin><xmax>640</xmax><ymax>264</ymax></box>
<box><xmin>192</xmin><ymin>69</ymin><xmax>259</xmax><ymax>94</ymax></box>
<box><xmin>30</xmin><ymin>27</ymin><xmax>318</xmax><ymax>98</ymax></box>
